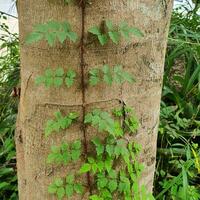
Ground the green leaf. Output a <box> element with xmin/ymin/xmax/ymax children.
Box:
<box><xmin>55</xmin><ymin>68</ymin><xmax>64</xmax><ymax>76</ymax></box>
<box><xmin>97</xmin><ymin>161</ymin><xmax>104</xmax><ymax>172</ymax></box>
<box><xmin>120</xmin><ymin>29</ymin><xmax>130</xmax><ymax>40</ymax></box>
<box><xmin>66</xmin><ymin>31</ymin><xmax>78</xmax><ymax>42</ymax></box>
<box><xmin>65</xmin><ymin>184</ymin><xmax>74</xmax><ymax>197</ymax></box>
<box><xmin>67</xmin><ymin>69</ymin><xmax>76</xmax><ymax>78</ymax></box>
<box><xmin>103</xmin><ymin>65</ymin><xmax>113</xmax><ymax>85</ymax></box>
<box><xmin>34</xmin><ymin>24</ymin><xmax>48</xmax><ymax>32</ymax></box>
<box><xmin>44</xmin><ymin>77</ymin><xmax>54</xmax><ymax>87</ymax></box>
<box><xmin>106</xmin><ymin>145</ymin><xmax>114</xmax><ymax>157</ymax></box>
<box><xmin>57</xmin><ymin>32</ymin><xmax>67</xmax><ymax>43</ymax></box>
<box><xmin>108</xmin><ymin>31</ymin><xmax>120</xmax><ymax>44</ymax></box>
<box><xmin>108</xmin><ymin>180</ymin><xmax>118</xmax><ymax>192</ymax></box>
<box><xmin>45</xmin><ymin>32</ymin><xmax>56</xmax><ymax>46</ymax></box>
<box><xmin>122</xmin><ymin>71</ymin><xmax>134</xmax><ymax>83</ymax></box>
<box><xmin>106</xmin><ymin>20</ymin><xmax>114</xmax><ymax>30</ymax></box>
<box><xmin>57</xmin><ymin>187</ymin><xmax>65</xmax><ymax>200</ymax></box>
<box><xmin>101</xmin><ymin>189</ymin><xmax>112</xmax><ymax>198</ymax></box>
<box><xmin>55</xmin><ymin>178</ymin><xmax>63</xmax><ymax>187</ymax></box>
<box><xmin>47</xmin><ymin>153</ymin><xmax>57</xmax><ymax>164</ymax></box>
<box><xmin>89</xmin><ymin>69</ymin><xmax>100</xmax><ymax>86</ymax></box>
<box><xmin>129</xmin><ymin>27</ymin><xmax>144</xmax><ymax>37</ymax></box>
<box><xmin>97</xmin><ymin>176</ymin><xmax>108</xmax><ymax>189</ymax></box>
<box><xmin>98</xmin><ymin>34</ymin><xmax>108</xmax><ymax>46</ymax></box>
<box><xmin>89</xmin><ymin>26</ymin><xmax>101</xmax><ymax>35</ymax></box>
<box><xmin>72</xmin><ymin>140</ymin><xmax>81</xmax><ymax>150</ymax></box>
<box><xmin>66</xmin><ymin>175</ymin><xmax>74</xmax><ymax>184</ymax></box>
<box><xmin>74</xmin><ymin>184</ymin><xmax>84</xmax><ymax>194</ymax></box>
<box><xmin>79</xmin><ymin>163</ymin><xmax>91</xmax><ymax>174</ymax></box>
<box><xmin>71</xmin><ymin>149</ymin><xmax>81</xmax><ymax>161</ymax></box>
<box><xmin>47</xmin><ymin>21</ymin><xmax>61</xmax><ymax>30</ymax></box>
<box><xmin>90</xmin><ymin>195</ymin><xmax>103</xmax><ymax>200</ymax></box>
<box><xmin>89</xmin><ymin>76</ymin><xmax>99</xmax><ymax>86</ymax></box>
<box><xmin>26</xmin><ymin>32</ymin><xmax>43</xmax><ymax>44</ymax></box>
<box><xmin>54</xmin><ymin>77</ymin><xmax>63</xmax><ymax>87</ymax></box>
<box><xmin>84</xmin><ymin>113</ymin><xmax>93</xmax><ymax>123</ymax></box>
<box><xmin>68</xmin><ymin>112</ymin><xmax>78</xmax><ymax>120</ymax></box>
<box><xmin>35</xmin><ymin>76</ymin><xmax>45</xmax><ymax>85</ymax></box>
<box><xmin>45</xmin><ymin>69</ymin><xmax>53</xmax><ymax>77</ymax></box>
<box><xmin>105</xmin><ymin>158</ymin><xmax>112</xmax><ymax>172</ymax></box>
<box><xmin>92</xmin><ymin>137</ymin><xmax>104</xmax><ymax>156</ymax></box>
<box><xmin>65</xmin><ymin>78</ymin><xmax>73</xmax><ymax>87</ymax></box>
<box><xmin>48</xmin><ymin>184</ymin><xmax>57</xmax><ymax>194</ymax></box>
<box><xmin>65</xmin><ymin>70</ymin><xmax>76</xmax><ymax>88</ymax></box>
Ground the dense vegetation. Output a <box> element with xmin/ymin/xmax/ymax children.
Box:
<box><xmin>0</xmin><ymin>4</ymin><xmax>200</xmax><ymax>200</ymax></box>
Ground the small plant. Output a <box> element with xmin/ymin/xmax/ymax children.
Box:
<box><xmin>84</xmin><ymin>109</ymin><xmax>123</xmax><ymax>137</ymax></box>
<box><xmin>26</xmin><ymin>21</ymin><xmax>78</xmax><ymax>46</ymax></box>
<box><xmin>88</xmin><ymin>20</ymin><xmax>143</xmax><ymax>45</ymax></box>
<box><xmin>48</xmin><ymin>175</ymin><xmax>83</xmax><ymax>200</ymax></box>
<box><xmin>89</xmin><ymin>65</ymin><xmax>134</xmax><ymax>86</ymax></box>
<box><xmin>35</xmin><ymin>67</ymin><xmax>76</xmax><ymax>88</ymax></box>
<box><xmin>47</xmin><ymin>140</ymin><xmax>82</xmax><ymax>165</ymax></box>
<box><xmin>45</xmin><ymin>111</ymin><xmax>78</xmax><ymax>137</ymax></box>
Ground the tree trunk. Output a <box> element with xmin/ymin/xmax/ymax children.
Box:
<box><xmin>16</xmin><ymin>0</ymin><xmax>173</xmax><ymax>199</ymax></box>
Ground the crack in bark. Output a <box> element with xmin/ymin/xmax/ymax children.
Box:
<box><xmin>80</xmin><ymin>0</ymin><xmax>92</xmax><ymax>194</ymax></box>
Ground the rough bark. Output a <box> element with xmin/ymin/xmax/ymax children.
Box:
<box><xmin>16</xmin><ymin>0</ymin><xmax>173</xmax><ymax>199</ymax></box>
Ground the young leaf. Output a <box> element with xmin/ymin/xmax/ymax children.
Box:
<box><xmin>57</xmin><ymin>187</ymin><xmax>65</xmax><ymax>200</ymax></box>
<box><xmin>57</xmin><ymin>32</ymin><xmax>67</xmax><ymax>43</ymax></box>
<box><xmin>108</xmin><ymin>180</ymin><xmax>118</xmax><ymax>192</ymax></box>
<box><xmin>55</xmin><ymin>178</ymin><xmax>63</xmax><ymax>187</ymax></box>
<box><xmin>129</xmin><ymin>27</ymin><xmax>144</xmax><ymax>37</ymax></box>
<box><xmin>48</xmin><ymin>184</ymin><xmax>57</xmax><ymax>194</ymax></box>
<box><xmin>79</xmin><ymin>163</ymin><xmax>91</xmax><ymax>174</ymax></box>
<box><xmin>66</xmin><ymin>175</ymin><xmax>74</xmax><ymax>184</ymax></box>
<box><xmin>55</xmin><ymin>68</ymin><xmax>65</xmax><ymax>76</ymax></box>
<box><xmin>103</xmin><ymin>65</ymin><xmax>113</xmax><ymax>85</ymax></box>
<box><xmin>26</xmin><ymin>32</ymin><xmax>43</xmax><ymax>44</ymax></box>
<box><xmin>66</xmin><ymin>31</ymin><xmax>78</xmax><ymax>42</ymax></box>
<box><xmin>54</xmin><ymin>77</ymin><xmax>63</xmax><ymax>87</ymax></box>
<box><xmin>105</xmin><ymin>20</ymin><xmax>114</xmax><ymax>30</ymax></box>
<box><xmin>108</xmin><ymin>31</ymin><xmax>120</xmax><ymax>44</ymax></box>
<box><xmin>74</xmin><ymin>184</ymin><xmax>83</xmax><ymax>194</ymax></box>
<box><xmin>89</xmin><ymin>68</ymin><xmax>100</xmax><ymax>86</ymax></box>
<box><xmin>98</xmin><ymin>34</ymin><xmax>108</xmax><ymax>46</ymax></box>
<box><xmin>88</xmin><ymin>26</ymin><xmax>101</xmax><ymax>35</ymax></box>
<box><xmin>65</xmin><ymin>69</ymin><xmax>76</xmax><ymax>88</ymax></box>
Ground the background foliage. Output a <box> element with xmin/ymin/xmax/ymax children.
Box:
<box><xmin>0</xmin><ymin>3</ymin><xmax>200</xmax><ymax>200</ymax></box>
<box><xmin>0</xmin><ymin>13</ymin><xmax>19</xmax><ymax>200</ymax></box>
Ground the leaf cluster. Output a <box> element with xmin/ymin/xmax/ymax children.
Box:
<box><xmin>89</xmin><ymin>65</ymin><xmax>134</xmax><ymax>86</ymax></box>
<box><xmin>113</xmin><ymin>107</ymin><xmax>139</xmax><ymax>134</ymax></box>
<box><xmin>47</xmin><ymin>140</ymin><xmax>81</xmax><ymax>165</ymax></box>
<box><xmin>84</xmin><ymin>109</ymin><xmax>123</xmax><ymax>137</ymax></box>
<box><xmin>26</xmin><ymin>21</ymin><xmax>78</xmax><ymax>46</ymax></box>
<box><xmin>88</xmin><ymin>20</ymin><xmax>143</xmax><ymax>45</ymax></box>
<box><xmin>45</xmin><ymin>111</ymin><xmax>78</xmax><ymax>137</ymax></box>
<box><xmin>35</xmin><ymin>67</ymin><xmax>76</xmax><ymax>88</ymax></box>
<box><xmin>48</xmin><ymin>175</ymin><xmax>83</xmax><ymax>200</ymax></box>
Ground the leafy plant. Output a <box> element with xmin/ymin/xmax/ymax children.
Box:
<box><xmin>88</xmin><ymin>20</ymin><xmax>143</xmax><ymax>45</ymax></box>
<box><xmin>48</xmin><ymin>175</ymin><xmax>83</xmax><ymax>200</ymax></box>
<box><xmin>47</xmin><ymin>140</ymin><xmax>82</xmax><ymax>165</ymax></box>
<box><xmin>35</xmin><ymin>67</ymin><xmax>76</xmax><ymax>88</ymax></box>
<box><xmin>0</xmin><ymin>13</ymin><xmax>19</xmax><ymax>200</ymax></box>
<box><xmin>26</xmin><ymin>21</ymin><xmax>78</xmax><ymax>46</ymax></box>
<box><xmin>45</xmin><ymin>111</ymin><xmax>78</xmax><ymax>137</ymax></box>
<box><xmin>89</xmin><ymin>65</ymin><xmax>134</xmax><ymax>86</ymax></box>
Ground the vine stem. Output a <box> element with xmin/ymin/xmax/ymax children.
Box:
<box><xmin>80</xmin><ymin>0</ymin><xmax>92</xmax><ymax>194</ymax></box>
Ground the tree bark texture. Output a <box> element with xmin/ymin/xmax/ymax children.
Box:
<box><xmin>16</xmin><ymin>0</ymin><xmax>173</xmax><ymax>199</ymax></box>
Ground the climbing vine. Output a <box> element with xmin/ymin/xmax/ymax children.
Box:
<box><xmin>88</xmin><ymin>20</ymin><xmax>143</xmax><ymax>45</ymax></box>
<box><xmin>26</xmin><ymin>1</ymin><xmax>155</xmax><ymax>200</ymax></box>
